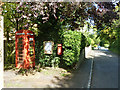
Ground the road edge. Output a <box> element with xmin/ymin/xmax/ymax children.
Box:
<box><xmin>87</xmin><ymin>57</ymin><xmax>94</xmax><ymax>89</ymax></box>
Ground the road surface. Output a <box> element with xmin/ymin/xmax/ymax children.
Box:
<box><xmin>91</xmin><ymin>49</ymin><xmax>118</xmax><ymax>88</ymax></box>
<box><xmin>55</xmin><ymin>48</ymin><xmax>118</xmax><ymax>88</ymax></box>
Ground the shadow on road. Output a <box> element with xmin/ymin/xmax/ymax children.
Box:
<box><xmin>91</xmin><ymin>49</ymin><xmax>118</xmax><ymax>88</ymax></box>
<box><xmin>46</xmin><ymin>49</ymin><xmax>118</xmax><ymax>88</ymax></box>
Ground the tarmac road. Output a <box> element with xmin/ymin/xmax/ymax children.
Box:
<box><xmin>57</xmin><ymin>48</ymin><xmax>119</xmax><ymax>88</ymax></box>
<box><xmin>91</xmin><ymin>49</ymin><xmax>118</xmax><ymax>88</ymax></box>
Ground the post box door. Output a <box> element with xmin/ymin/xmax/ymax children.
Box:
<box><xmin>57</xmin><ymin>44</ymin><xmax>62</xmax><ymax>55</ymax></box>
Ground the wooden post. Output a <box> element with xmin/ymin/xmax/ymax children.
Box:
<box><xmin>0</xmin><ymin>16</ymin><xmax>4</xmax><ymax>89</ymax></box>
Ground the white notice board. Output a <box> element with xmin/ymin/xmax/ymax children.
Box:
<box><xmin>43</xmin><ymin>41</ymin><xmax>54</xmax><ymax>54</ymax></box>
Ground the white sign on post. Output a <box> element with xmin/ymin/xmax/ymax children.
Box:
<box><xmin>0</xmin><ymin>16</ymin><xmax>4</xmax><ymax>89</ymax></box>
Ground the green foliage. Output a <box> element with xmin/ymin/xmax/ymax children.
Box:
<box><xmin>4</xmin><ymin>40</ymin><xmax>15</xmax><ymax>65</ymax></box>
<box><xmin>15</xmin><ymin>67</ymin><xmax>35</xmax><ymax>76</ymax></box>
<box><xmin>93</xmin><ymin>44</ymin><xmax>97</xmax><ymax>48</ymax></box>
<box><xmin>35</xmin><ymin>41</ymin><xmax>60</xmax><ymax>68</ymax></box>
<box><xmin>81</xmin><ymin>34</ymin><xmax>87</xmax><ymax>50</ymax></box>
<box><xmin>34</xmin><ymin>10</ymin><xmax>61</xmax><ymax>68</ymax></box>
<box><xmin>87</xmin><ymin>37</ymin><xmax>92</xmax><ymax>46</ymax></box>
<box><xmin>109</xmin><ymin>39</ymin><xmax>120</xmax><ymax>55</ymax></box>
<box><xmin>2</xmin><ymin>2</ymin><xmax>90</xmax><ymax>69</ymax></box>
<box><xmin>99</xmin><ymin>3</ymin><xmax>120</xmax><ymax>49</ymax></box>
<box><xmin>62</xmin><ymin>30</ymin><xmax>82</xmax><ymax>68</ymax></box>
<box><xmin>52</xmin><ymin>57</ymin><xmax>60</xmax><ymax>67</ymax></box>
<box><xmin>104</xmin><ymin>44</ymin><xmax>109</xmax><ymax>48</ymax></box>
<box><xmin>84</xmin><ymin>30</ymin><xmax>101</xmax><ymax>47</ymax></box>
<box><xmin>35</xmin><ymin>29</ymin><xmax>87</xmax><ymax>69</ymax></box>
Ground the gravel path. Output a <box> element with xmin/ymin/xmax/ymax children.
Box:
<box><xmin>4</xmin><ymin>67</ymin><xmax>68</xmax><ymax>88</ymax></box>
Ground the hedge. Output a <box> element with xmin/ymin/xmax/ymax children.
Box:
<box><xmin>35</xmin><ymin>29</ymin><xmax>86</xmax><ymax>69</ymax></box>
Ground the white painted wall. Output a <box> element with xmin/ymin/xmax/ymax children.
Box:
<box><xmin>85</xmin><ymin>45</ymin><xmax>92</xmax><ymax>58</ymax></box>
<box><xmin>0</xmin><ymin>16</ymin><xmax>4</xmax><ymax>89</ymax></box>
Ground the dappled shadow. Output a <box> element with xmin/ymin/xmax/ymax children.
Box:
<box><xmin>91</xmin><ymin>49</ymin><xmax>118</xmax><ymax>88</ymax></box>
<box><xmin>93</xmin><ymin>49</ymin><xmax>119</xmax><ymax>58</ymax></box>
<box><xmin>46</xmin><ymin>57</ymin><xmax>93</xmax><ymax>88</ymax></box>
<box><xmin>45</xmin><ymin>49</ymin><xmax>119</xmax><ymax>88</ymax></box>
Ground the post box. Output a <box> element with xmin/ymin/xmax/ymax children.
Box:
<box><xmin>57</xmin><ymin>44</ymin><xmax>62</xmax><ymax>55</ymax></box>
<box><xmin>15</xmin><ymin>30</ymin><xmax>35</xmax><ymax>69</ymax></box>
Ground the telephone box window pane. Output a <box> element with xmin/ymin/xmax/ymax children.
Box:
<box><xmin>30</xmin><ymin>51</ymin><xmax>33</xmax><ymax>54</ymax></box>
<box><xmin>18</xmin><ymin>45</ymin><xmax>23</xmax><ymax>48</ymax></box>
<box><xmin>29</xmin><ymin>38</ymin><xmax>33</xmax><ymax>41</ymax></box>
<box><xmin>18</xmin><ymin>54</ymin><xmax>23</xmax><ymax>57</ymax></box>
<box><xmin>18</xmin><ymin>52</ymin><xmax>23</xmax><ymax>54</ymax></box>
<box><xmin>18</xmin><ymin>48</ymin><xmax>23</xmax><ymax>50</ymax></box>
<box><xmin>27</xmin><ymin>33</ymin><xmax>33</xmax><ymax>35</ymax></box>
<box><xmin>29</xmin><ymin>41</ymin><xmax>33</xmax><ymax>45</ymax></box>
<box><xmin>17</xmin><ymin>33</ymin><xmax>25</xmax><ymax>35</ymax></box>
<box><xmin>29</xmin><ymin>40</ymin><xmax>34</xmax><ymax>57</ymax></box>
<box><xmin>17</xmin><ymin>37</ymin><xmax>24</xmax><ymax>64</ymax></box>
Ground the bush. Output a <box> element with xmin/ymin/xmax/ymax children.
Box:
<box><xmin>35</xmin><ymin>40</ymin><xmax>60</xmax><ymax>68</ymax></box>
<box><xmin>62</xmin><ymin>30</ymin><xmax>82</xmax><ymax>68</ymax></box>
<box><xmin>109</xmin><ymin>39</ymin><xmax>120</xmax><ymax>55</ymax></box>
<box><xmin>104</xmin><ymin>44</ymin><xmax>109</xmax><ymax>48</ymax></box>
<box><xmin>81</xmin><ymin>33</ymin><xmax>87</xmax><ymax>50</ymax></box>
<box><xmin>35</xmin><ymin>29</ymin><xmax>87</xmax><ymax>69</ymax></box>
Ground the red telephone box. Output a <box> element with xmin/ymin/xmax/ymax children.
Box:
<box><xmin>15</xmin><ymin>30</ymin><xmax>35</xmax><ymax>69</ymax></box>
<box><xmin>57</xmin><ymin>44</ymin><xmax>62</xmax><ymax>55</ymax></box>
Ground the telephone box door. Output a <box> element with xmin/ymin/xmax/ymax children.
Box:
<box><xmin>15</xmin><ymin>30</ymin><xmax>35</xmax><ymax>69</ymax></box>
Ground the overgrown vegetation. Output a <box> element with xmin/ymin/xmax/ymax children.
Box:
<box><xmin>2</xmin><ymin>2</ymin><xmax>120</xmax><ymax>71</ymax></box>
<box><xmin>62</xmin><ymin>30</ymin><xmax>82</xmax><ymax>68</ymax></box>
<box><xmin>109</xmin><ymin>39</ymin><xmax>120</xmax><ymax>55</ymax></box>
<box><xmin>35</xmin><ymin>29</ymin><xmax>86</xmax><ymax>69</ymax></box>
